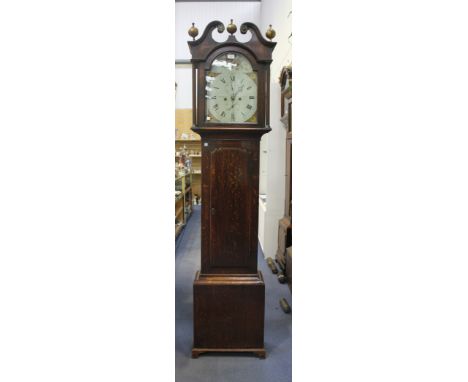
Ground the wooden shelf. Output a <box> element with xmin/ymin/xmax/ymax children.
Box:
<box><xmin>175</xmin><ymin>138</ymin><xmax>202</xmax><ymax>237</ymax></box>
<box><xmin>175</xmin><ymin>223</ymin><xmax>184</xmax><ymax>238</ymax></box>
<box><xmin>175</xmin><ymin>173</ymin><xmax>190</xmax><ymax>181</ymax></box>
<box><xmin>176</xmin><ymin>206</ymin><xmax>184</xmax><ymax>217</ymax></box>
<box><xmin>175</xmin><ymin>168</ymin><xmax>194</xmax><ymax>238</ymax></box>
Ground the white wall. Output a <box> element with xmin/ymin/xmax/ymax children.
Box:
<box><xmin>175</xmin><ymin>65</ymin><xmax>192</xmax><ymax>109</ymax></box>
<box><xmin>258</xmin><ymin>0</ymin><xmax>292</xmax><ymax>258</ymax></box>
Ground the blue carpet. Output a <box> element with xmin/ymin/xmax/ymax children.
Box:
<box><xmin>175</xmin><ymin>206</ymin><xmax>292</xmax><ymax>382</ymax></box>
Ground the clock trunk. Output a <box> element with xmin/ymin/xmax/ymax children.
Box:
<box><xmin>202</xmin><ymin>138</ymin><xmax>259</xmax><ymax>274</ymax></box>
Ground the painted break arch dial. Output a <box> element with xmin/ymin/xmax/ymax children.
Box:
<box><xmin>205</xmin><ymin>52</ymin><xmax>258</xmax><ymax>123</ymax></box>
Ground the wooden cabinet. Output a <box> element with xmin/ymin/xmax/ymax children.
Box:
<box><xmin>276</xmin><ymin>66</ymin><xmax>292</xmax><ymax>289</ymax></box>
<box><xmin>201</xmin><ymin>138</ymin><xmax>260</xmax><ymax>275</ymax></box>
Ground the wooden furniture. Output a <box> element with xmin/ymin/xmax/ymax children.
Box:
<box><xmin>175</xmin><ymin>139</ymin><xmax>202</xmax><ymax>201</ymax></box>
<box><xmin>286</xmin><ymin>246</ymin><xmax>292</xmax><ymax>290</ymax></box>
<box><xmin>188</xmin><ymin>20</ymin><xmax>276</xmax><ymax>358</ymax></box>
<box><xmin>275</xmin><ymin>66</ymin><xmax>292</xmax><ymax>289</ymax></box>
<box><xmin>175</xmin><ymin>172</ymin><xmax>193</xmax><ymax>239</ymax></box>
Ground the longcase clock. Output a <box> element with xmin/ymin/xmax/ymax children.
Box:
<box><xmin>187</xmin><ymin>20</ymin><xmax>276</xmax><ymax>358</ymax></box>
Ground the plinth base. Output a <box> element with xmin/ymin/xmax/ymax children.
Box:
<box><xmin>192</xmin><ymin>347</ymin><xmax>265</xmax><ymax>359</ymax></box>
<box><xmin>192</xmin><ymin>271</ymin><xmax>265</xmax><ymax>357</ymax></box>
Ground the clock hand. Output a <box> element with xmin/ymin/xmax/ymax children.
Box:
<box><xmin>233</xmin><ymin>85</ymin><xmax>245</xmax><ymax>98</ymax></box>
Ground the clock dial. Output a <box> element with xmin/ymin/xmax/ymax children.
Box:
<box><xmin>205</xmin><ymin>53</ymin><xmax>257</xmax><ymax>123</ymax></box>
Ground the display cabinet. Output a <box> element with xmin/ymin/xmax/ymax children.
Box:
<box><xmin>175</xmin><ymin>139</ymin><xmax>202</xmax><ymax>203</ymax></box>
<box><xmin>175</xmin><ymin>172</ymin><xmax>193</xmax><ymax>239</ymax></box>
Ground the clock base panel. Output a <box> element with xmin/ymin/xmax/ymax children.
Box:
<box><xmin>193</xmin><ymin>271</ymin><xmax>265</xmax><ymax>355</ymax></box>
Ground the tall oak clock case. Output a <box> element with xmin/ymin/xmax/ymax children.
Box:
<box><xmin>188</xmin><ymin>20</ymin><xmax>276</xmax><ymax>358</ymax></box>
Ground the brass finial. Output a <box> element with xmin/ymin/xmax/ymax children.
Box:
<box><xmin>265</xmin><ymin>24</ymin><xmax>276</xmax><ymax>40</ymax></box>
<box><xmin>188</xmin><ymin>22</ymin><xmax>198</xmax><ymax>40</ymax></box>
<box><xmin>227</xmin><ymin>19</ymin><xmax>237</xmax><ymax>35</ymax></box>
